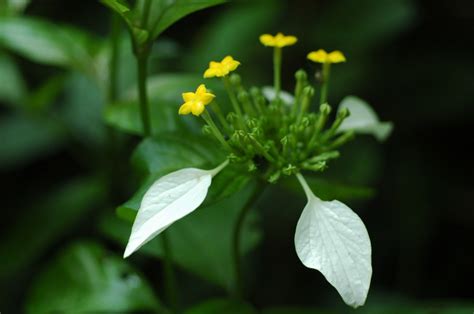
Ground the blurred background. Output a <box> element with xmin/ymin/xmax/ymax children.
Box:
<box><xmin>1</xmin><ymin>0</ymin><xmax>473</xmax><ymax>313</ymax></box>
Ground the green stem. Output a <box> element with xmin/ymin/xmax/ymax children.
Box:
<box><xmin>232</xmin><ymin>182</ymin><xmax>265</xmax><ymax>298</ymax></box>
<box><xmin>273</xmin><ymin>47</ymin><xmax>282</xmax><ymax>99</ymax></box>
<box><xmin>160</xmin><ymin>233</ymin><xmax>179</xmax><ymax>314</ymax></box>
<box><xmin>202</xmin><ymin>110</ymin><xmax>232</xmax><ymax>151</ymax></box>
<box><xmin>223</xmin><ymin>77</ymin><xmax>246</xmax><ymax>130</ymax></box>
<box><xmin>108</xmin><ymin>14</ymin><xmax>120</xmax><ymax>102</ymax></box>
<box><xmin>140</xmin><ymin>0</ymin><xmax>152</xmax><ymax>29</ymax></box>
<box><xmin>319</xmin><ymin>62</ymin><xmax>331</xmax><ymax>105</ymax></box>
<box><xmin>137</xmin><ymin>53</ymin><xmax>151</xmax><ymax>136</ymax></box>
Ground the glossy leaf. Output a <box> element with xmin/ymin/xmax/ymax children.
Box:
<box><xmin>124</xmin><ymin>163</ymin><xmax>228</xmax><ymax>258</ymax></box>
<box><xmin>149</xmin><ymin>0</ymin><xmax>228</xmax><ymax>39</ymax></box>
<box><xmin>25</xmin><ymin>242</ymin><xmax>160</xmax><ymax>313</ymax></box>
<box><xmin>186</xmin><ymin>299</ymin><xmax>258</xmax><ymax>314</ymax></box>
<box><xmin>338</xmin><ymin>96</ymin><xmax>393</xmax><ymax>141</ymax></box>
<box><xmin>295</xmin><ymin>174</ymin><xmax>372</xmax><ymax>308</ymax></box>
<box><xmin>0</xmin><ymin>17</ymin><xmax>100</xmax><ymax>75</ymax></box>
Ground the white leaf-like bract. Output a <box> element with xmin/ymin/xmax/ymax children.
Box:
<box><xmin>337</xmin><ymin>96</ymin><xmax>393</xmax><ymax>141</ymax></box>
<box><xmin>262</xmin><ymin>86</ymin><xmax>295</xmax><ymax>106</ymax></box>
<box><xmin>124</xmin><ymin>161</ymin><xmax>228</xmax><ymax>258</ymax></box>
<box><xmin>294</xmin><ymin>174</ymin><xmax>372</xmax><ymax>308</ymax></box>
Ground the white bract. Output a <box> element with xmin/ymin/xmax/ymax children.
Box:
<box><xmin>338</xmin><ymin>96</ymin><xmax>393</xmax><ymax>141</ymax></box>
<box><xmin>262</xmin><ymin>86</ymin><xmax>295</xmax><ymax>105</ymax></box>
<box><xmin>123</xmin><ymin>161</ymin><xmax>228</xmax><ymax>258</ymax></box>
<box><xmin>294</xmin><ymin>173</ymin><xmax>372</xmax><ymax>308</ymax></box>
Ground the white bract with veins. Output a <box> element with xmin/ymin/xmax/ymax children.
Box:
<box><xmin>294</xmin><ymin>173</ymin><xmax>372</xmax><ymax>308</ymax></box>
<box><xmin>338</xmin><ymin>96</ymin><xmax>393</xmax><ymax>141</ymax></box>
<box><xmin>123</xmin><ymin>161</ymin><xmax>228</xmax><ymax>258</ymax></box>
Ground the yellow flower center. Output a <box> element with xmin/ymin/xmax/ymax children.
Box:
<box><xmin>178</xmin><ymin>84</ymin><xmax>215</xmax><ymax>116</ymax></box>
<box><xmin>203</xmin><ymin>56</ymin><xmax>241</xmax><ymax>78</ymax></box>
<box><xmin>259</xmin><ymin>32</ymin><xmax>298</xmax><ymax>48</ymax></box>
<box><xmin>307</xmin><ymin>49</ymin><xmax>346</xmax><ymax>64</ymax></box>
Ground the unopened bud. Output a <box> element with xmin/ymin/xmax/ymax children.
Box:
<box><xmin>229</xmin><ymin>73</ymin><xmax>241</xmax><ymax>86</ymax></box>
<box><xmin>320</xmin><ymin>103</ymin><xmax>332</xmax><ymax>115</ymax></box>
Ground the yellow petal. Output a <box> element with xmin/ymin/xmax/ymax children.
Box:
<box><xmin>209</xmin><ymin>61</ymin><xmax>220</xmax><ymax>68</ymax></box>
<box><xmin>178</xmin><ymin>102</ymin><xmax>192</xmax><ymax>115</ymax></box>
<box><xmin>200</xmin><ymin>92</ymin><xmax>215</xmax><ymax>105</ymax></box>
<box><xmin>226</xmin><ymin>59</ymin><xmax>240</xmax><ymax>72</ymax></box>
<box><xmin>259</xmin><ymin>34</ymin><xmax>275</xmax><ymax>46</ymax></box>
<box><xmin>222</xmin><ymin>56</ymin><xmax>234</xmax><ymax>63</ymax></box>
<box><xmin>328</xmin><ymin>50</ymin><xmax>346</xmax><ymax>63</ymax></box>
<box><xmin>182</xmin><ymin>92</ymin><xmax>195</xmax><ymax>102</ymax></box>
<box><xmin>281</xmin><ymin>35</ymin><xmax>297</xmax><ymax>47</ymax></box>
<box><xmin>203</xmin><ymin>68</ymin><xmax>217</xmax><ymax>78</ymax></box>
<box><xmin>196</xmin><ymin>84</ymin><xmax>207</xmax><ymax>95</ymax></box>
<box><xmin>307</xmin><ymin>49</ymin><xmax>328</xmax><ymax>63</ymax></box>
<box><xmin>191</xmin><ymin>102</ymin><xmax>205</xmax><ymax>116</ymax></box>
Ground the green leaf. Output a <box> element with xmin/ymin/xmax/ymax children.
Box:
<box><xmin>0</xmin><ymin>177</ymin><xmax>106</xmax><ymax>280</ymax></box>
<box><xmin>0</xmin><ymin>17</ymin><xmax>100</xmax><ymax>75</ymax></box>
<box><xmin>204</xmin><ymin>164</ymin><xmax>252</xmax><ymax>206</ymax></box>
<box><xmin>0</xmin><ymin>0</ymin><xmax>30</xmax><ymax>16</ymax></box>
<box><xmin>0</xmin><ymin>112</ymin><xmax>65</xmax><ymax>169</ymax></box>
<box><xmin>282</xmin><ymin>176</ymin><xmax>375</xmax><ymax>202</ymax></box>
<box><xmin>186</xmin><ymin>299</ymin><xmax>258</xmax><ymax>314</ymax></box>
<box><xmin>149</xmin><ymin>0</ymin><xmax>228</xmax><ymax>39</ymax></box>
<box><xmin>101</xmin><ymin>0</ymin><xmax>131</xmax><ymax>15</ymax></box>
<box><xmin>101</xmin><ymin>183</ymin><xmax>262</xmax><ymax>290</ymax></box>
<box><xmin>104</xmin><ymin>73</ymin><xmax>210</xmax><ymax>135</ymax></box>
<box><xmin>25</xmin><ymin>241</ymin><xmax>160</xmax><ymax>314</ymax></box>
<box><xmin>0</xmin><ymin>51</ymin><xmax>27</xmax><ymax>107</ymax></box>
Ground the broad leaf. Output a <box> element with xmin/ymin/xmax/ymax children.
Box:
<box><xmin>186</xmin><ymin>299</ymin><xmax>258</xmax><ymax>314</ymax></box>
<box><xmin>0</xmin><ymin>17</ymin><xmax>100</xmax><ymax>75</ymax></box>
<box><xmin>124</xmin><ymin>162</ymin><xmax>228</xmax><ymax>257</ymax></box>
<box><xmin>338</xmin><ymin>96</ymin><xmax>393</xmax><ymax>141</ymax></box>
<box><xmin>0</xmin><ymin>51</ymin><xmax>26</xmax><ymax>107</ymax></box>
<box><xmin>294</xmin><ymin>174</ymin><xmax>372</xmax><ymax>308</ymax></box>
<box><xmin>149</xmin><ymin>0</ymin><xmax>228</xmax><ymax>39</ymax></box>
<box><xmin>25</xmin><ymin>242</ymin><xmax>160</xmax><ymax>313</ymax></box>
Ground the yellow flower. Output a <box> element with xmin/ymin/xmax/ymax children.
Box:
<box><xmin>203</xmin><ymin>56</ymin><xmax>240</xmax><ymax>78</ymax></box>
<box><xmin>307</xmin><ymin>49</ymin><xmax>346</xmax><ymax>64</ymax></box>
<box><xmin>259</xmin><ymin>32</ymin><xmax>297</xmax><ymax>48</ymax></box>
<box><xmin>179</xmin><ymin>84</ymin><xmax>215</xmax><ymax>116</ymax></box>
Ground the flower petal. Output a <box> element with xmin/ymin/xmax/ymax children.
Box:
<box><xmin>262</xmin><ymin>86</ymin><xmax>295</xmax><ymax>105</ymax></box>
<box><xmin>337</xmin><ymin>96</ymin><xmax>393</xmax><ymax>141</ymax></box>
<box><xmin>328</xmin><ymin>51</ymin><xmax>346</xmax><ymax>63</ymax></box>
<box><xmin>196</xmin><ymin>84</ymin><xmax>207</xmax><ymax>95</ymax></box>
<box><xmin>307</xmin><ymin>49</ymin><xmax>328</xmax><ymax>63</ymax></box>
<box><xmin>200</xmin><ymin>92</ymin><xmax>215</xmax><ymax>105</ymax></box>
<box><xmin>203</xmin><ymin>68</ymin><xmax>217</xmax><ymax>78</ymax></box>
<box><xmin>259</xmin><ymin>34</ymin><xmax>275</xmax><ymax>46</ymax></box>
<box><xmin>178</xmin><ymin>102</ymin><xmax>192</xmax><ymax>115</ymax></box>
<box><xmin>191</xmin><ymin>102</ymin><xmax>205</xmax><ymax>116</ymax></box>
<box><xmin>182</xmin><ymin>92</ymin><xmax>195</xmax><ymax>102</ymax></box>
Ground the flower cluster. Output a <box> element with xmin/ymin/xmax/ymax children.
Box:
<box><xmin>124</xmin><ymin>32</ymin><xmax>392</xmax><ymax>309</ymax></box>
